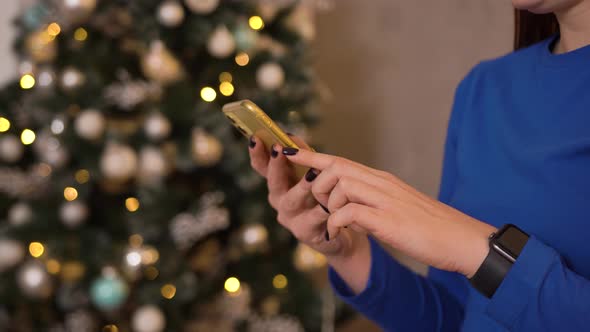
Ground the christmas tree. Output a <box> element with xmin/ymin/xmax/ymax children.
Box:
<box><xmin>0</xmin><ymin>0</ymin><xmax>335</xmax><ymax>331</ymax></box>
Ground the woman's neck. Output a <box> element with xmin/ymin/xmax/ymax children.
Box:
<box><xmin>554</xmin><ymin>2</ymin><xmax>590</xmax><ymax>54</ymax></box>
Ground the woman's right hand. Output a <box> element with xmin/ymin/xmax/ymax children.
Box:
<box><xmin>247</xmin><ymin>135</ymin><xmax>363</xmax><ymax>258</ymax></box>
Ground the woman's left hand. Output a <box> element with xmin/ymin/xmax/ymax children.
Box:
<box><xmin>282</xmin><ymin>147</ymin><xmax>497</xmax><ymax>278</ymax></box>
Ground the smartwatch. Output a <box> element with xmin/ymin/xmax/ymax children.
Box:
<box><xmin>469</xmin><ymin>224</ymin><xmax>530</xmax><ymax>298</ymax></box>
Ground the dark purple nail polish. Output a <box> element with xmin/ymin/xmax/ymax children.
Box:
<box><xmin>271</xmin><ymin>145</ymin><xmax>279</xmax><ymax>158</ymax></box>
<box><xmin>320</xmin><ymin>204</ymin><xmax>330</xmax><ymax>214</ymax></box>
<box><xmin>325</xmin><ymin>230</ymin><xmax>330</xmax><ymax>241</ymax></box>
<box><xmin>249</xmin><ymin>136</ymin><xmax>256</xmax><ymax>148</ymax></box>
<box><xmin>305</xmin><ymin>168</ymin><xmax>318</xmax><ymax>182</ymax></box>
<box><xmin>282</xmin><ymin>147</ymin><xmax>299</xmax><ymax>156</ymax></box>
<box><xmin>286</xmin><ymin>132</ymin><xmax>294</xmax><ymax>136</ymax></box>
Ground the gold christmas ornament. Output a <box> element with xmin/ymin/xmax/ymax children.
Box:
<box><xmin>141</xmin><ymin>41</ymin><xmax>184</xmax><ymax>85</ymax></box>
<box><xmin>189</xmin><ymin>239</ymin><xmax>221</xmax><ymax>273</ymax></box>
<box><xmin>100</xmin><ymin>143</ymin><xmax>138</xmax><ymax>182</ymax></box>
<box><xmin>157</xmin><ymin>1</ymin><xmax>185</xmax><ymax>27</ymax></box>
<box><xmin>61</xmin><ymin>261</ymin><xmax>86</xmax><ymax>282</ymax></box>
<box><xmin>191</xmin><ymin>128</ymin><xmax>223</xmax><ymax>167</ymax></box>
<box><xmin>184</xmin><ymin>0</ymin><xmax>219</xmax><ymax>14</ymax></box>
<box><xmin>207</xmin><ymin>25</ymin><xmax>236</xmax><ymax>59</ymax></box>
<box><xmin>26</xmin><ymin>30</ymin><xmax>58</xmax><ymax>63</ymax></box>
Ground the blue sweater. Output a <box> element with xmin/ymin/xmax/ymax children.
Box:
<box><xmin>329</xmin><ymin>35</ymin><xmax>590</xmax><ymax>331</ymax></box>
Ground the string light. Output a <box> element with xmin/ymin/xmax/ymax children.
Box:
<box><xmin>20</xmin><ymin>74</ymin><xmax>35</xmax><ymax>89</ymax></box>
<box><xmin>224</xmin><ymin>277</ymin><xmax>241</xmax><ymax>293</ymax></box>
<box><xmin>20</xmin><ymin>129</ymin><xmax>36</xmax><ymax>145</ymax></box>
<box><xmin>219</xmin><ymin>72</ymin><xmax>232</xmax><ymax>83</ymax></box>
<box><xmin>272</xmin><ymin>274</ymin><xmax>288</xmax><ymax>289</ymax></box>
<box><xmin>29</xmin><ymin>242</ymin><xmax>45</xmax><ymax>258</ymax></box>
<box><xmin>74</xmin><ymin>27</ymin><xmax>88</xmax><ymax>41</ymax></box>
<box><xmin>200</xmin><ymin>87</ymin><xmax>217</xmax><ymax>102</ymax></box>
<box><xmin>64</xmin><ymin>187</ymin><xmax>78</xmax><ymax>201</ymax></box>
<box><xmin>235</xmin><ymin>52</ymin><xmax>250</xmax><ymax>66</ymax></box>
<box><xmin>125</xmin><ymin>250</ymin><xmax>142</xmax><ymax>267</ymax></box>
<box><xmin>141</xmin><ymin>246</ymin><xmax>160</xmax><ymax>265</ymax></box>
<box><xmin>46</xmin><ymin>259</ymin><xmax>61</xmax><ymax>275</ymax></box>
<box><xmin>75</xmin><ymin>169</ymin><xmax>90</xmax><ymax>184</ymax></box>
<box><xmin>47</xmin><ymin>22</ymin><xmax>61</xmax><ymax>37</ymax></box>
<box><xmin>161</xmin><ymin>284</ymin><xmax>176</xmax><ymax>299</ymax></box>
<box><xmin>219</xmin><ymin>82</ymin><xmax>234</xmax><ymax>96</ymax></box>
<box><xmin>0</xmin><ymin>117</ymin><xmax>10</xmax><ymax>132</ymax></box>
<box><xmin>125</xmin><ymin>197</ymin><xmax>140</xmax><ymax>212</ymax></box>
<box><xmin>249</xmin><ymin>16</ymin><xmax>264</xmax><ymax>30</ymax></box>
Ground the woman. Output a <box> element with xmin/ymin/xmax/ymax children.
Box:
<box><xmin>248</xmin><ymin>0</ymin><xmax>590</xmax><ymax>330</ymax></box>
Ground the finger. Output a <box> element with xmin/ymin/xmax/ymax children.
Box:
<box><xmin>287</xmin><ymin>134</ymin><xmax>313</xmax><ymax>150</ymax></box>
<box><xmin>248</xmin><ymin>135</ymin><xmax>270</xmax><ymax>177</ymax></box>
<box><xmin>279</xmin><ymin>169</ymin><xmax>323</xmax><ymax>214</ymax></box>
<box><xmin>290</xmin><ymin>204</ymin><xmax>333</xmax><ymax>243</ymax></box>
<box><xmin>266</xmin><ymin>144</ymin><xmax>293</xmax><ymax>200</ymax></box>
<box><xmin>327</xmin><ymin>203</ymin><xmax>383</xmax><ymax>240</ymax></box>
<box><xmin>313</xmin><ymin>171</ymin><xmax>393</xmax><ymax>211</ymax></box>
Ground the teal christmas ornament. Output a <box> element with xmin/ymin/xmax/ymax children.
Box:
<box><xmin>22</xmin><ymin>4</ymin><xmax>50</xmax><ymax>30</ymax></box>
<box><xmin>233</xmin><ymin>22</ymin><xmax>258</xmax><ymax>51</ymax></box>
<box><xmin>90</xmin><ymin>275</ymin><xmax>129</xmax><ymax>311</ymax></box>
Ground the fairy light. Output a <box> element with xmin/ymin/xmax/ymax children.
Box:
<box><xmin>249</xmin><ymin>16</ymin><xmax>264</xmax><ymax>30</ymax></box>
<box><xmin>0</xmin><ymin>117</ymin><xmax>10</xmax><ymax>132</ymax></box>
<box><xmin>125</xmin><ymin>197</ymin><xmax>140</xmax><ymax>212</ymax></box>
<box><xmin>272</xmin><ymin>274</ymin><xmax>288</xmax><ymax>289</ymax></box>
<box><xmin>20</xmin><ymin>129</ymin><xmax>36</xmax><ymax>145</ymax></box>
<box><xmin>47</xmin><ymin>22</ymin><xmax>61</xmax><ymax>37</ymax></box>
<box><xmin>200</xmin><ymin>87</ymin><xmax>217</xmax><ymax>102</ymax></box>
<box><xmin>20</xmin><ymin>74</ymin><xmax>35</xmax><ymax>89</ymax></box>
<box><xmin>219</xmin><ymin>72</ymin><xmax>232</xmax><ymax>83</ymax></box>
<box><xmin>64</xmin><ymin>187</ymin><xmax>78</xmax><ymax>201</ymax></box>
<box><xmin>74</xmin><ymin>27</ymin><xmax>88</xmax><ymax>41</ymax></box>
<box><xmin>224</xmin><ymin>277</ymin><xmax>241</xmax><ymax>293</ymax></box>
<box><xmin>219</xmin><ymin>81</ymin><xmax>234</xmax><ymax>96</ymax></box>
<box><xmin>235</xmin><ymin>52</ymin><xmax>250</xmax><ymax>66</ymax></box>
<box><xmin>75</xmin><ymin>169</ymin><xmax>90</xmax><ymax>184</ymax></box>
<box><xmin>29</xmin><ymin>242</ymin><xmax>45</xmax><ymax>258</ymax></box>
<box><xmin>161</xmin><ymin>284</ymin><xmax>176</xmax><ymax>299</ymax></box>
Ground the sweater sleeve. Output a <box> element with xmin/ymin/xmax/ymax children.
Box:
<box><xmin>327</xmin><ymin>66</ymin><xmax>482</xmax><ymax>331</ymax></box>
<box><xmin>483</xmin><ymin>235</ymin><xmax>590</xmax><ymax>331</ymax></box>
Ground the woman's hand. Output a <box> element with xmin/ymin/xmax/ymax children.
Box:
<box><xmin>247</xmin><ymin>135</ymin><xmax>369</xmax><ymax>260</ymax></box>
<box><xmin>281</xmin><ymin>147</ymin><xmax>497</xmax><ymax>278</ymax></box>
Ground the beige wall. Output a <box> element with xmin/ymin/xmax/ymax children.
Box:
<box><xmin>312</xmin><ymin>1</ymin><xmax>513</xmax><ymax>331</ymax></box>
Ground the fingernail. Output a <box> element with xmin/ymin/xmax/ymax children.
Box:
<box><xmin>320</xmin><ymin>204</ymin><xmax>330</xmax><ymax>214</ymax></box>
<box><xmin>249</xmin><ymin>136</ymin><xmax>256</xmax><ymax>148</ymax></box>
<box><xmin>305</xmin><ymin>168</ymin><xmax>318</xmax><ymax>182</ymax></box>
<box><xmin>282</xmin><ymin>147</ymin><xmax>299</xmax><ymax>156</ymax></box>
<box><xmin>325</xmin><ymin>229</ymin><xmax>330</xmax><ymax>241</ymax></box>
<box><xmin>271</xmin><ymin>145</ymin><xmax>279</xmax><ymax>158</ymax></box>
<box><xmin>286</xmin><ymin>132</ymin><xmax>294</xmax><ymax>136</ymax></box>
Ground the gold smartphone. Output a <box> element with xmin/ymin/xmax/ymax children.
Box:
<box><xmin>222</xmin><ymin>99</ymin><xmax>311</xmax><ymax>179</ymax></box>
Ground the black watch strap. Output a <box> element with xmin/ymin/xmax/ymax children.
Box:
<box><xmin>469</xmin><ymin>247</ymin><xmax>512</xmax><ymax>298</ymax></box>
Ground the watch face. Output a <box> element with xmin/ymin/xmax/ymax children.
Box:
<box><xmin>494</xmin><ymin>225</ymin><xmax>529</xmax><ymax>259</ymax></box>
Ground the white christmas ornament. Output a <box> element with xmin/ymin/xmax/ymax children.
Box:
<box><xmin>17</xmin><ymin>261</ymin><xmax>53</xmax><ymax>298</ymax></box>
<box><xmin>144</xmin><ymin>112</ymin><xmax>171</xmax><ymax>140</ymax></box>
<box><xmin>0</xmin><ymin>134</ymin><xmax>24</xmax><ymax>163</ymax></box>
<box><xmin>191</xmin><ymin>128</ymin><xmax>223</xmax><ymax>167</ymax></box>
<box><xmin>184</xmin><ymin>0</ymin><xmax>219</xmax><ymax>14</ymax></box>
<box><xmin>256</xmin><ymin>62</ymin><xmax>285</xmax><ymax>91</ymax></box>
<box><xmin>75</xmin><ymin>109</ymin><xmax>106</xmax><ymax>140</ymax></box>
<box><xmin>60</xmin><ymin>201</ymin><xmax>89</xmax><ymax>228</ymax></box>
<box><xmin>0</xmin><ymin>239</ymin><xmax>25</xmax><ymax>272</ymax></box>
<box><xmin>132</xmin><ymin>305</ymin><xmax>166</xmax><ymax>332</ymax></box>
<box><xmin>8</xmin><ymin>202</ymin><xmax>33</xmax><ymax>226</ymax></box>
<box><xmin>60</xmin><ymin>67</ymin><xmax>86</xmax><ymax>91</ymax></box>
<box><xmin>157</xmin><ymin>1</ymin><xmax>185</xmax><ymax>27</ymax></box>
<box><xmin>139</xmin><ymin>146</ymin><xmax>168</xmax><ymax>179</ymax></box>
<box><xmin>33</xmin><ymin>132</ymin><xmax>69</xmax><ymax>168</ymax></box>
<box><xmin>100</xmin><ymin>143</ymin><xmax>138</xmax><ymax>182</ymax></box>
<box><xmin>207</xmin><ymin>26</ymin><xmax>236</xmax><ymax>58</ymax></box>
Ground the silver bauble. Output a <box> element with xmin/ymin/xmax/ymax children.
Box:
<box><xmin>74</xmin><ymin>109</ymin><xmax>106</xmax><ymax>140</ymax></box>
<box><xmin>132</xmin><ymin>305</ymin><xmax>166</xmax><ymax>332</ymax></box>
<box><xmin>60</xmin><ymin>201</ymin><xmax>89</xmax><ymax>228</ymax></box>
<box><xmin>17</xmin><ymin>261</ymin><xmax>53</xmax><ymax>298</ymax></box>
